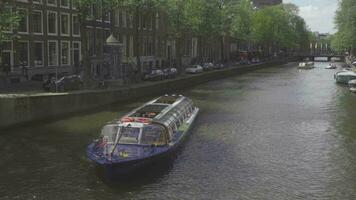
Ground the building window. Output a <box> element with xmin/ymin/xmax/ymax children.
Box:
<box><xmin>128</xmin><ymin>14</ymin><xmax>133</xmax><ymax>28</ymax></box>
<box><xmin>18</xmin><ymin>41</ymin><xmax>29</xmax><ymax>67</ymax></box>
<box><xmin>60</xmin><ymin>0</ymin><xmax>69</xmax><ymax>8</ymax></box>
<box><xmin>72</xmin><ymin>15</ymin><xmax>80</xmax><ymax>36</ymax></box>
<box><xmin>94</xmin><ymin>0</ymin><xmax>102</xmax><ymax>21</ymax></box>
<box><xmin>60</xmin><ymin>13</ymin><xmax>70</xmax><ymax>36</ymax></box>
<box><xmin>129</xmin><ymin>35</ymin><xmax>133</xmax><ymax>57</ymax></box>
<box><xmin>34</xmin><ymin>42</ymin><xmax>44</xmax><ymax>67</ymax></box>
<box><xmin>122</xmin><ymin>11</ymin><xmax>127</xmax><ymax>28</ymax></box>
<box><xmin>142</xmin><ymin>15</ymin><xmax>146</xmax><ymax>30</ymax></box>
<box><xmin>18</xmin><ymin>9</ymin><xmax>28</xmax><ymax>33</ymax></box>
<box><xmin>47</xmin><ymin>11</ymin><xmax>57</xmax><ymax>35</ymax></box>
<box><xmin>47</xmin><ymin>0</ymin><xmax>57</xmax><ymax>6</ymax></box>
<box><xmin>33</xmin><ymin>0</ymin><xmax>42</xmax><ymax>4</ymax></box>
<box><xmin>104</xmin><ymin>12</ymin><xmax>110</xmax><ymax>22</ymax></box>
<box><xmin>155</xmin><ymin>12</ymin><xmax>159</xmax><ymax>30</ymax></box>
<box><xmin>3</xmin><ymin>6</ymin><xmax>13</xmax><ymax>32</ymax></box>
<box><xmin>72</xmin><ymin>41</ymin><xmax>81</xmax><ymax>70</ymax></box>
<box><xmin>114</xmin><ymin>10</ymin><xmax>120</xmax><ymax>27</ymax></box>
<box><xmin>122</xmin><ymin>35</ymin><xmax>126</xmax><ymax>57</ymax></box>
<box><xmin>48</xmin><ymin>41</ymin><xmax>58</xmax><ymax>66</ymax></box>
<box><xmin>32</xmin><ymin>10</ymin><xmax>43</xmax><ymax>34</ymax></box>
<box><xmin>61</xmin><ymin>41</ymin><xmax>70</xmax><ymax>65</ymax></box>
<box><xmin>148</xmin><ymin>15</ymin><xmax>152</xmax><ymax>30</ymax></box>
<box><xmin>1</xmin><ymin>41</ymin><xmax>13</xmax><ymax>72</ymax></box>
<box><xmin>96</xmin><ymin>29</ymin><xmax>103</xmax><ymax>55</ymax></box>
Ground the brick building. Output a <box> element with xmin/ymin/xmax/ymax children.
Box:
<box><xmin>0</xmin><ymin>0</ymin><xmax>237</xmax><ymax>83</ymax></box>
<box><xmin>1</xmin><ymin>0</ymin><xmax>82</xmax><ymax>82</ymax></box>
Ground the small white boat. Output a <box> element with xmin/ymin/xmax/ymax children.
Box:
<box><xmin>349</xmin><ymin>79</ymin><xmax>356</xmax><ymax>87</ymax></box>
<box><xmin>298</xmin><ymin>62</ymin><xmax>315</xmax><ymax>69</ymax></box>
<box><xmin>334</xmin><ymin>70</ymin><xmax>356</xmax><ymax>84</ymax></box>
<box><xmin>350</xmin><ymin>87</ymin><xmax>356</xmax><ymax>93</ymax></box>
<box><xmin>326</xmin><ymin>63</ymin><xmax>337</xmax><ymax>69</ymax></box>
<box><xmin>348</xmin><ymin>80</ymin><xmax>356</xmax><ymax>93</ymax></box>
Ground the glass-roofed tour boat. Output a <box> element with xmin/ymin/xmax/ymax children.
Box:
<box><xmin>87</xmin><ymin>95</ymin><xmax>199</xmax><ymax>176</ymax></box>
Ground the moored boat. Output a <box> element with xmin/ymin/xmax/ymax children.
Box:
<box><xmin>87</xmin><ymin>95</ymin><xmax>199</xmax><ymax>176</ymax></box>
<box><xmin>298</xmin><ymin>62</ymin><xmax>315</xmax><ymax>69</ymax></box>
<box><xmin>326</xmin><ymin>63</ymin><xmax>337</xmax><ymax>69</ymax></box>
<box><xmin>334</xmin><ymin>70</ymin><xmax>356</xmax><ymax>84</ymax></box>
<box><xmin>350</xmin><ymin>87</ymin><xmax>356</xmax><ymax>93</ymax></box>
<box><xmin>349</xmin><ymin>80</ymin><xmax>356</xmax><ymax>93</ymax></box>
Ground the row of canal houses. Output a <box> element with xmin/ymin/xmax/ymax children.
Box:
<box><xmin>0</xmin><ymin>0</ymin><xmax>282</xmax><ymax>83</ymax></box>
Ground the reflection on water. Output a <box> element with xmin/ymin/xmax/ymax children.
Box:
<box><xmin>1</xmin><ymin>62</ymin><xmax>356</xmax><ymax>199</ymax></box>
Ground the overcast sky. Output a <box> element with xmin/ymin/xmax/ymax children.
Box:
<box><xmin>284</xmin><ymin>0</ymin><xmax>338</xmax><ymax>33</ymax></box>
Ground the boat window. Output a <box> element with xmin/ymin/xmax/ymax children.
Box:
<box><xmin>141</xmin><ymin>124</ymin><xmax>167</xmax><ymax>145</ymax></box>
<box><xmin>100</xmin><ymin>125</ymin><xmax>119</xmax><ymax>143</ymax></box>
<box><xmin>172</xmin><ymin>123</ymin><xmax>177</xmax><ymax>132</ymax></box>
<box><xmin>118</xmin><ymin>127</ymin><xmax>141</xmax><ymax>144</ymax></box>
<box><xmin>175</xmin><ymin>120</ymin><xmax>181</xmax><ymax>129</ymax></box>
<box><xmin>179</xmin><ymin>115</ymin><xmax>184</xmax><ymax>124</ymax></box>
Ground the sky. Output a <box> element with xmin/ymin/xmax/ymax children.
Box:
<box><xmin>284</xmin><ymin>0</ymin><xmax>338</xmax><ymax>33</ymax></box>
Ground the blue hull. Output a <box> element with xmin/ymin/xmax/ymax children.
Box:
<box><xmin>87</xmin><ymin>125</ymin><xmax>196</xmax><ymax>178</ymax></box>
<box><xmin>88</xmin><ymin>137</ymin><xmax>188</xmax><ymax>178</ymax></box>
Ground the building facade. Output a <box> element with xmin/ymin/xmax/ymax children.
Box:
<box><xmin>1</xmin><ymin>0</ymin><xmax>82</xmax><ymax>81</ymax></box>
<box><xmin>1</xmin><ymin>1</ymin><xmax>238</xmax><ymax>83</ymax></box>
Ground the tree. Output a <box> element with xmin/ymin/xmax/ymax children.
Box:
<box><xmin>230</xmin><ymin>0</ymin><xmax>254</xmax><ymax>42</ymax></box>
<box><xmin>250</xmin><ymin>3</ymin><xmax>310</xmax><ymax>56</ymax></box>
<box><xmin>163</xmin><ymin>0</ymin><xmax>202</xmax><ymax>72</ymax></box>
<box><xmin>0</xmin><ymin>0</ymin><xmax>21</xmax><ymax>74</ymax></box>
<box><xmin>332</xmin><ymin>0</ymin><xmax>356</xmax><ymax>55</ymax></box>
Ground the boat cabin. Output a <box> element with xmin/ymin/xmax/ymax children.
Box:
<box><xmin>99</xmin><ymin>95</ymin><xmax>196</xmax><ymax>146</ymax></box>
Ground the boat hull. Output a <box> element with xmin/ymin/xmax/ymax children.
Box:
<box><xmin>98</xmin><ymin>149</ymin><xmax>175</xmax><ymax>177</ymax></box>
<box><xmin>350</xmin><ymin>87</ymin><xmax>356</xmax><ymax>93</ymax></box>
<box><xmin>298</xmin><ymin>62</ymin><xmax>315</xmax><ymax>69</ymax></box>
<box><xmin>335</xmin><ymin>73</ymin><xmax>356</xmax><ymax>84</ymax></box>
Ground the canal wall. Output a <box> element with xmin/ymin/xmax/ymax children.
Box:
<box><xmin>0</xmin><ymin>60</ymin><xmax>286</xmax><ymax>129</ymax></box>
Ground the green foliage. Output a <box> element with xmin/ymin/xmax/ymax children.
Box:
<box><xmin>332</xmin><ymin>0</ymin><xmax>356</xmax><ymax>52</ymax></box>
<box><xmin>0</xmin><ymin>0</ymin><xmax>21</xmax><ymax>43</ymax></box>
<box><xmin>230</xmin><ymin>0</ymin><xmax>254</xmax><ymax>41</ymax></box>
<box><xmin>250</xmin><ymin>4</ymin><xmax>310</xmax><ymax>50</ymax></box>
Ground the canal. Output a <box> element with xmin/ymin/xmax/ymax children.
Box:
<box><xmin>1</xmin><ymin>62</ymin><xmax>356</xmax><ymax>199</ymax></box>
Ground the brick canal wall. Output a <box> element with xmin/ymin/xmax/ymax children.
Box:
<box><xmin>0</xmin><ymin>60</ymin><xmax>286</xmax><ymax>129</ymax></box>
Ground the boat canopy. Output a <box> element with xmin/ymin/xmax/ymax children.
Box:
<box><xmin>100</xmin><ymin>123</ymin><xmax>167</xmax><ymax>145</ymax></box>
<box><xmin>153</xmin><ymin>96</ymin><xmax>194</xmax><ymax>128</ymax></box>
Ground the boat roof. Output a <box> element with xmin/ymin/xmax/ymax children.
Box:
<box><xmin>117</xmin><ymin>95</ymin><xmax>193</xmax><ymax>127</ymax></box>
<box><xmin>337</xmin><ymin>71</ymin><xmax>356</xmax><ymax>76</ymax></box>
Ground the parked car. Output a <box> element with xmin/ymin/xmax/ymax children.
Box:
<box><xmin>202</xmin><ymin>63</ymin><xmax>214</xmax><ymax>71</ymax></box>
<box><xmin>144</xmin><ymin>69</ymin><xmax>164</xmax><ymax>81</ymax></box>
<box><xmin>212</xmin><ymin>63</ymin><xmax>225</xmax><ymax>70</ymax></box>
<box><xmin>163</xmin><ymin>68</ymin><xmax>178</xmax><ymax>79</ymax></box>
<box><xmin>251</xmin><ymin>58</ymin><xmax>260</xmax><ymax>63</ymax></box>
<box><xmin>43</xmin><ymin>75</ymin><xmax>83</xmax><ymax>92</ymax></box>
<box><xmin>185</xmin><ymin>65</ymin><xmax>203</xmax><ymax>74</ymax></box>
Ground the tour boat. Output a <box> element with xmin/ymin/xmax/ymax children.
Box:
<box><xmin>326</xmin><ymin>63</ymin><xmax>337</xmax><ymax>69</ymax></box>
<box><xmin>298</xmin><ymin>62</ymin><xmax>315</xmax><ymax>69</ymax></box>
<box><xmin>87</xmin><ymin>95</ymin><xmax>199</xmax><ymax>176</ymax></box>
<box><xmin>334</xmin><ymin>70</ymin><xmax>356</xmax><ymax>84</ymax></box>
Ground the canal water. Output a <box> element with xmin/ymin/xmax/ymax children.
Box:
<box><xmin>1</xmin><ymin>62</ymin><xmax>356</xmax><ymax>200</ymax></box>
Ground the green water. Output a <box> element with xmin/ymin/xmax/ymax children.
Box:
<box><xmin>1</xmin><ymin>62</ymin><xmax>356</xmax><ymax>199</ymax></box>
